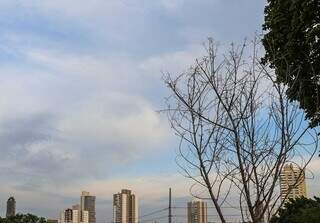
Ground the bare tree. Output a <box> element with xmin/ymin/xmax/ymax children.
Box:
<box><xmin>164</xmin><ymin>39</ymin><xmax>318</xmax><ymax>223</ymax></box>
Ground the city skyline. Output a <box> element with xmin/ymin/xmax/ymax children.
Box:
<box><xmin>1</xmin><ymin>177</ymin><xmax>317</xmax><ymax>223</ymax></box>
<box><xmin>0</xmin><ymin>190</ymin><xmax>214</xmax><ymax>222</ymax></box>
<box><xmin>0</xmin><ymin>0</ymin><xmax>319</xmax><ymax>223</ymax></box>
<box><xmin>59</xmin><ymin>192</ymin><xmax>94</xmax><ymax>223</ymax></box>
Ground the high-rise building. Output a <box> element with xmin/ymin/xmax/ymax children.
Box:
<box><xmin>81</xmin><ymin>210</ymin><xmax>89</xmax><ymax>223</ymax></box>
<box><xmin>60</xmin><ymin>208</ymin><xmax>74</xmax><ymax>223</ymax></box>
<box><xmin>280</xmin><ymin>164</ymin><xmax>307</xmax><ymax>201</ymax></box>
<box><xmin>73</xmin><ymin>208</ymin><xmax>80</xmax><ymax>223</ymax></box>
<box><xmin>6</xmin><ymin>197</ymin><xmax>16</xmax><ymax>217</ymax></box>
<box><xmin>187</xmin><ymin>200</ymin><xmax>207</xmax><ymax>223</ymax></box>
<box><xmin>72</xmin><ymin>205</ymin><xmax>80</xmax><ymax>223</ymax></box>
<box><xmin>80</xmin><ymin>191</ymin><xmax>96</xmax><ymax>223</ymax></box>
<box><xmin>59</xmin><ymin>206</ymin><xmax>89</xmax><ymax>223</ymax></box>
<box><xmin>73</xmin><ymin>204</ymin><xmax>89</xmax><ymax>223</ymax></box>
<box><xmin>113</xmin><ymin>189</ymin><xmax>138</xmax><ymax>223</ymax></box>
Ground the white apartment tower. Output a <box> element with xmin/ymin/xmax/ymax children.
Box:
<box><xmin>113</xmin><ymin>189</ymin><xmax>138</xmax><ymax>223</ymax></box>
<box><xmin>187</xmin><ymin>200</ymin><xmax>208</xmax><ymax>223</ymax></box>
<box><xmin>81</xmin><ymin>211</ymin><xmax>89</xmax><ymax>223</ymax></box>
<box><xmin>72</xmin><ymin>205</ymin><xmax>80</xmax><ymax>223</ymax></box>
<box><xmin>59</xmin><ymin>208</ymin><xmax>74</xmax><ymax>223</ymax></box>
<box><xmin>59</xmin><ymin>204</ymin><xmax>89</xmax><ymax>223</ymax></box>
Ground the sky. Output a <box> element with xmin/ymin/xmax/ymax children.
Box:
<box><xmin>0</xmin><ymin>1</ymin><xmax>319</xmax><ymax>223</ymax></box>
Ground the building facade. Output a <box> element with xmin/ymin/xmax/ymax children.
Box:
<box><xmin>81</xmin><ymin>211</ymin><xmax>89</xmax><ymax>223</ymax></box>
<box><xmin>72</xmin><ymin>205</ymin><xmax>81</xmax><ymax>223</ymax></box>
<box><xmin>113</xmin><ymin>189</ymin><xmax>138</xmax><ymax>223</ymax></box>
<box><xmin>80</xmin><ymin>191</ymin><xmax>96</xmax><ymax>223</ymax></box>
<box><xmin>60</xmin><ymin>205</ymin><xmax>89</xmax><ymax>223</ymax></box>
<box><xmin>280</xmin><ymin>164</ymin><xmax>307</xmax><ymax>201</ymax></box>
<box><xmin>6</xmin><ymin>197</ymin><xmax>16</xmax><ymax>217</ymax></box>
<box><xmin>60</xmin><ymin>208</ymin><xmax>74</xmax><ymax>223</ymax></box>
<box><xmin>187</xmin><ymin>200</ymin><xmax>207</xmax><ymax>223</ymax></box>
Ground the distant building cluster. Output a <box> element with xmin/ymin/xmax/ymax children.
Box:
<box><xmin>1</xmin><ymin>164</ymin><xmax>309</xmax><ymax>223</ymax></box>
<box><xmin>60</xmin><ymin>191</ymin><xmax>95</xmax><ymax>223</ymax></box>
<box><xmin>58</xmin><ymin>189</ymin><xmax>139</xmax><ymax>223</ymax></box>
<box><xmin>54</xmin><ymin>164</ymin><xmax>307</xmax><ymax>223</ymax></box>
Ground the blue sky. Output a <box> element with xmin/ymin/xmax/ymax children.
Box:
<box><xmin>1</xmin><ymin>1</ymin><xmax>319</xmax><ymax>223</ymax></box>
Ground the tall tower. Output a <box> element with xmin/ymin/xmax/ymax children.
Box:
<box><xmin>60</xmin><ymin>208</ymin><xmax>73</xmax><ymax>223</ymax></box>
<box><xmin>80</xmin><ymin>191</ymin><xmax>96</xmax><ymax>223</ymax></box>
<box><xmin>60</xmin><ymin>205</ymin><xmax>89</xmax><ymax>223</ymax></box>
<box><xmin>280</xmin><ymin>164</ymin><xmax>307</xmax><ymax>201</ymax></box>
<box><xmin>187</xmin><ymin>200</ymin><xmax>207</xmax><ymax>223</ymax></box>
<box><xmin>6</xmin><ymin>197</ymin><xmax>16</xmax><ymax>217</ymax></box>
<box><xmin>72</xmin><ymin>205</ymin><xmax>81</xmax><ymax>223</ymax></box>
<box><xmin>113</xmin><ymin>189</ymin><xmax>138</xmax><ymax>223</ymax></box>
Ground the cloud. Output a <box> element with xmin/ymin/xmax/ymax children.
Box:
<box><xmin>55</xmin><ymin>92</ymin><xmax>170</xmax><ymax>159</ymax></box>
<box><xmin>0</xmin><ymin>93</ymin><xmax>170</xmax><ymax>184</ymax></box>
<box><xmin>80</xmin><ymin>173</ymin><xmax>189</xmax><ymax>201</ymax></box>
<box><xmin>24</xmin><ymin>48</ymin><xmax>142</xmax><ymax>87</ymax></box>
<box><xmin>1</xmin><ymin>0</ymin><xmax>130</xmax><ymax>21</ymax></box>
<box><xmin>0</xmin><ymin>42</ymin><xmax>173</xmax><ymax>193</ymax></box>
<box><xmin>140</xmin><ymin>44</ymin><xmax>205</xmax><ymax>75</ymax></box>
<box><xmin>0</xmin><ymin>1</ymin><xmax>270</xmax><ymax>222</ymax></box>
<box><xmin>305</xmin><ymin>158</ymin><xmax>320</xmax><ymax>196</ymax></box>
<box><xmin>160</xmin><ymin>0</ymin><xmax>185</xmax><ymax>10</ymax></box>
<box><xmin>0</xmin><ymin>113</ymin><xmax>53</xmax><ymax>154</ymax></box>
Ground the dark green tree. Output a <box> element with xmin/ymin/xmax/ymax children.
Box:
<box><xmin>271</xmin><ymin>197</ymin><xmax>320</xmax><ymax>223</ymax></box>
<box><xmin>0</xmin><ymin>213</ymin><xmax>47</xmax><ymax>223</ymax></box>
<box><xmin>262</xmin><ymin>0</ymin><xmax>320</xmax><ymax>127</ymax></box>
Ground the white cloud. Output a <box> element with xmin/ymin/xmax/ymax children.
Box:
<box><xmin>140</xmin><ymin>44</ymin><xmax>205</xmax><ymax>75</ymax></box>
<box><xmin>26</xmin><ymin>49</ymin><xmax>130</xmax><ymax>81</ymax></box>
<box><xmin>0</xmin><ymin>90</ymin><xmax>171</xmax><ymax>186</ymax></box>
<box><xmin>305</xmin><ymin>158</ymin><xmax>320</xmax><ymax>197</ymax></box>
<box><xmin>19</xmin><ymin>0</ymin><xmax>130</xmax><ymax>19</ymax></box>
<box><xmin>56</xmin><ymin>92</ymin><xmax>170</xmax><ymax>155</ymax></box>
<box><xmin>0</xmin><ymin>42</ymin><xmax>174</xmax><ymax>191</ymax></box>
<box><xmin>160</xmin><ymin>0</ymin><xmax>184</xmax><ymax>10</ymax></box>
<box><xmin>60</xmin><ymin>173</ymin><xmax>190</xmax><ymax>201</ymax></box>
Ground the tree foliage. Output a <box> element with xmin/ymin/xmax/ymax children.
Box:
<box><xmin>262</xmin><ymin>0</ymin><xmax>320</xmax><ymax>127</ymax></box>
<box><xmin>0</xmin><ymin>213</ymin><xmax>47</xmax><ymax>223</ymax></box>
<box><xmin>271</xmin><ymin>197</ymin><xmax>320</xmax><ymax>223</ymax></box>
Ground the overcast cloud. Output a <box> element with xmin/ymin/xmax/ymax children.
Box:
<box><xmin>3</xmin><ymin>1</ymin><xmax>318</xmax><ymax>223</ymax></box>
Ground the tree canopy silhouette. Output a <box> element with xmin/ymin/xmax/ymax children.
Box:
<box><xmin>0</xmin><ymin>213</ymin><xmax>47</xmax><ymax>223</ymax></box>
<box><xmin>262</xmin><ymin>0</ymin><xmax>320</xmax><ymax>127</ymax></box>
<box><xmin>271</xmin><ymin>197</ymin><xmax>320</xmax><ymax>223</ymax></box>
